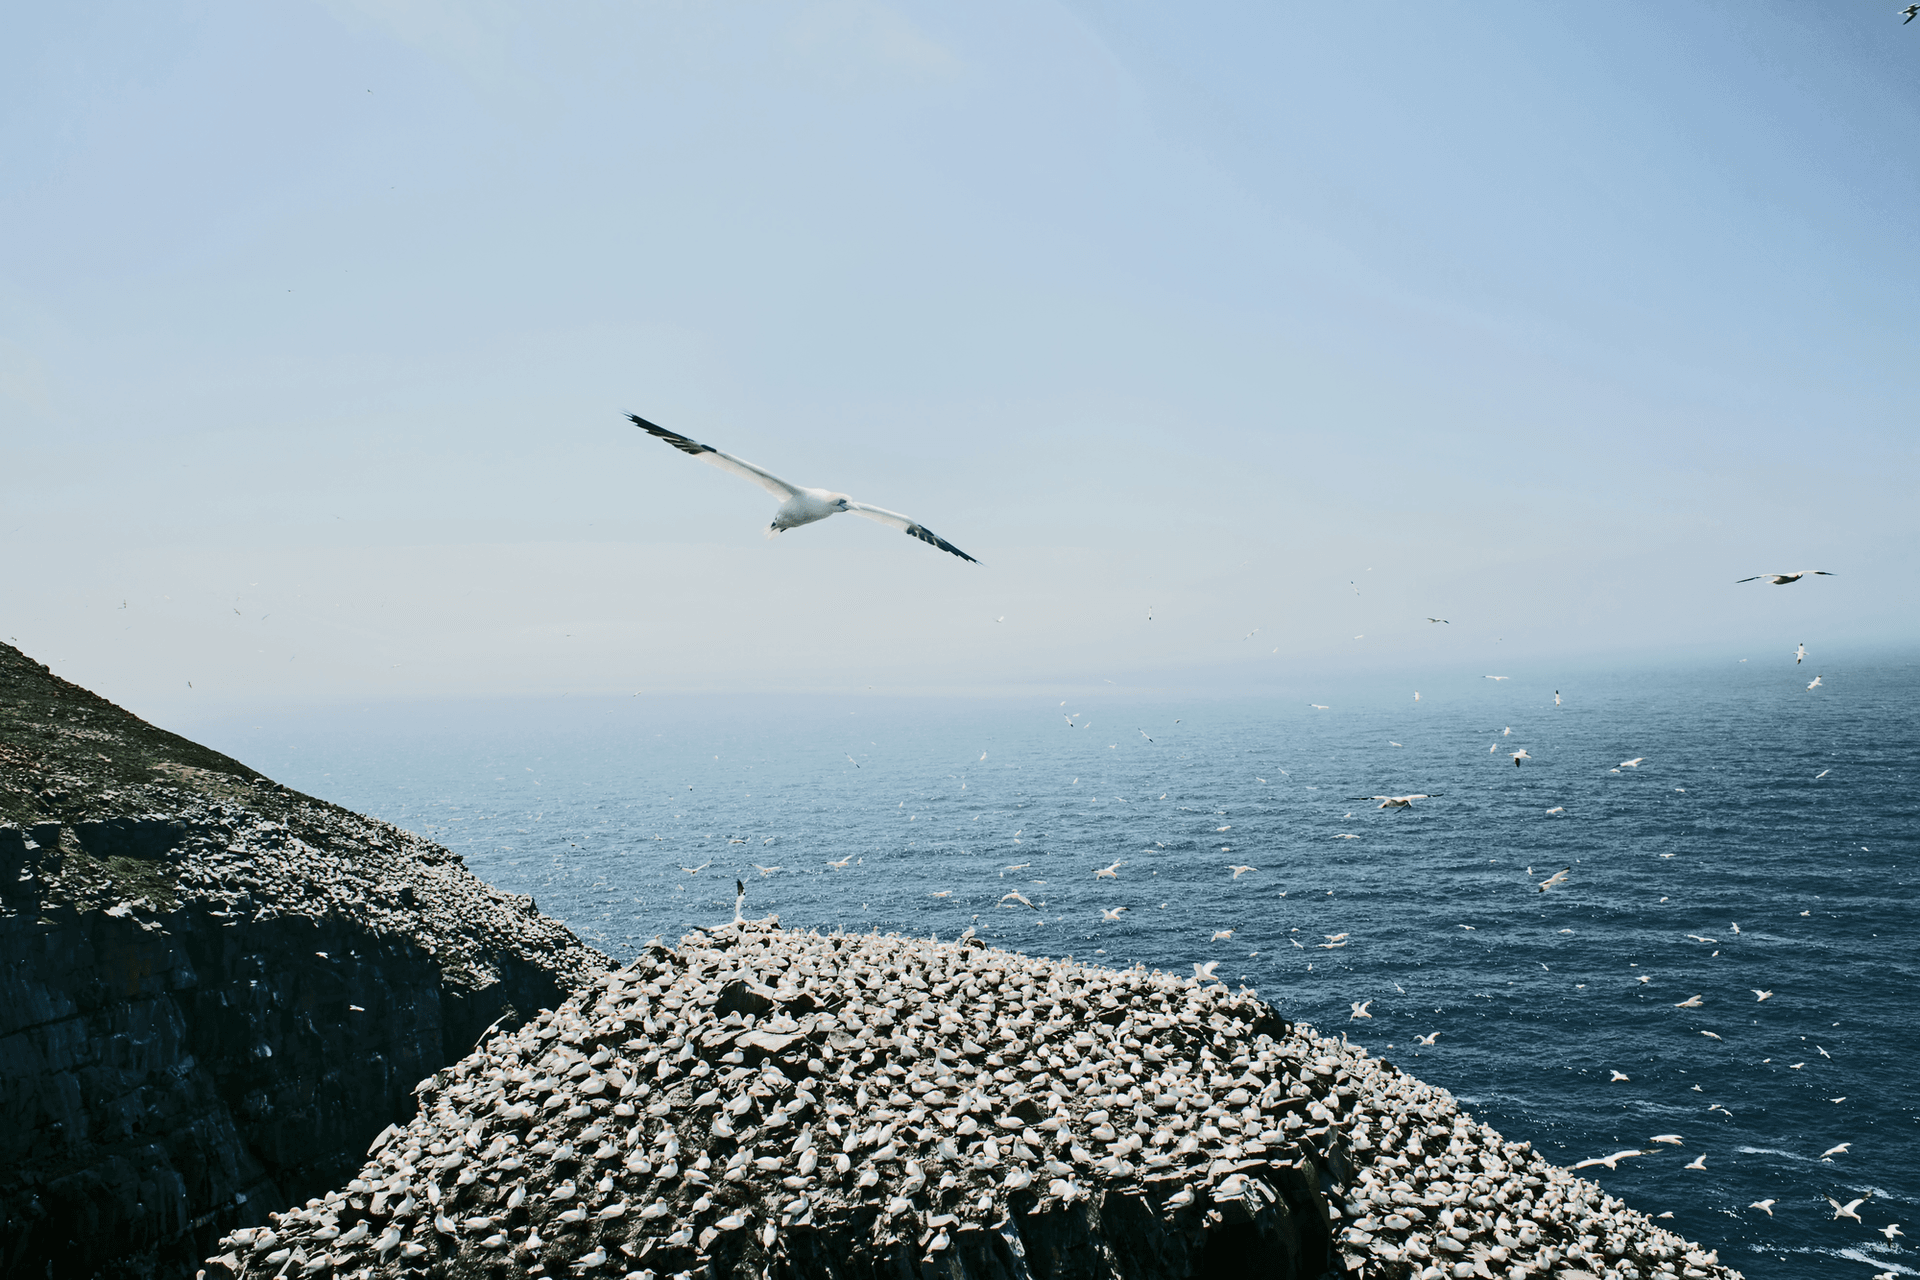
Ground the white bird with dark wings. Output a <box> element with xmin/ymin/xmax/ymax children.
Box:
<box><xmin>628</xmin><ymin>415</ymin><xmax>978</xmax><ymax>562</ymax></box>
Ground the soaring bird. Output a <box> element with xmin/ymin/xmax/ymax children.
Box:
<box><xmin>1808</xmin><ymin>675</ymin><xmax>1823</xmax><ymax>690</ymax></box>
<box><xmin>1227</xmin><ymin>864</ymin><xmax>1257</xmax><ymax>878</ymax></box>
<box><xmin>1906</xmin><ymin>3</ymin><xmax>1920</xmax><ymax>22</ymax></box>
<box><xmin>1828</xmin><ymin>1194</ymin><xmax>1871</xmax><ymax>1222</ymax></box>
<box><xmin>1414</xmin><ymin>1032</ymin><xmax>1440</xmax><ymax>1046</ymax></box>
<box><xmin>1510</xmin><ymin>749</ymin><xmax>1531</xmax><ymax>766</ymax></box>
<box><xmin>1573</xmin><ymin>1149</ymin><xmax>1647</xmax><ymax>1170</ymax></box>
<box><xmin>1360</xmin><ymin>794</ymin><xmax>1438</xmax><ymax>809</ymax></box>
<box><xmin>1619</xmin><ymin>758</ymin><xmax>1646</xmax><ymax>768</ymax></box>
<box><xmin>1094</xmin><ymin>860</ymin><xmax>1125</xmax><ymax>879</ymax></box>
<box><xmin>1735</xmin><ymin>571</ymin><xmax>1833</xmax><ymax>585</ymax></box>
<box><xmin>1100</xmin><ymin>907</ymin><xmax>1128</xmax><ymax>921</ymax></box>
<box><xmin>1795</xmin><ymin>643</ymin><xmax>1807</xmax><ymax>664</ymax></box>
<box><xmin>629</xmin><ymin>415</ymin><xmax>978</xmax><ymax>561</ymax></box>
<box><xmin>1350</xmin><ymin>1001</ymin><xmax>1373</xmax><ymax>1019</ymax></box>
<box><xmin>1537</xmin><ymin>868</ymin><xmax>1570</xmax><ymax>893</ymax></box>
<box><xmin>998</xmin><ymin>890</ymin><xmax>1035</xmax><ymax>909</ymax></box>
<box><xmin>1821</xmin><ymin>1143</ymin><xmax>1850</xmax><ymax>1159</ymax></box>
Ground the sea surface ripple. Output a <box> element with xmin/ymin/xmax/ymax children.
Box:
<box><xmin>201</xmin><ymin>657</ymin><xmax>1918</xmax><ymax>1279</ymax></box>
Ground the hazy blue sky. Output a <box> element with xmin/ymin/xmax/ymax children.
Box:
<box><xmin>5</xmin><ymin>1</ymin><xmax>1916</xmax><ymax>720</ymax></box>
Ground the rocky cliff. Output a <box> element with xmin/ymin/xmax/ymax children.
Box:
<box><xmin>0</xmin><ymin>644</ymin><xmax>608</xmax><ymax>1280</ymax></box>
<box><xmin>206</xmin><ymin>918</ymin><xmax>1744</xmax><ymax>1280</ymax></box>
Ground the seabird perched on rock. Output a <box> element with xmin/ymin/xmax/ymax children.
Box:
<box><xmin>208</xmin><ymin>921</ymin><xmax>1748</xmax><ymax>1280</ymax></box>
<box><xmin>629</xmin><ymin>415</ymin><xmax>978</xmax><ymax>562</ymax></box>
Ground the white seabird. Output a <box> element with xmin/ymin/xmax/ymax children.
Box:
<box><xmin>1735</xmin><ymin>570</ymin><xmax>1833</xmax><ymax>585</ymax></box>
<box><xmin>629</xmin><ymin>415</ymin><xmax>978</xmax><ymax>562</ymax></box>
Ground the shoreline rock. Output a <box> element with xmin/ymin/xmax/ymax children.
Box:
<box><xmin>214</xmin><ymin>919</ymin><xmax>1742</xmax><ymax>1280</ymax></box>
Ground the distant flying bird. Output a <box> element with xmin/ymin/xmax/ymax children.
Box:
<box><xmin>1309</xmin><ymin>703</ymin><xmax>1329</xmax><ymax>710</ymax></box>
<box><xmin>1828</xmin><ymin>1194</ymin><xmax>1871</xmax><ymax>1222</ymax></box>
<box><xmin>1100</xmin><ymin>907</ymin><xmax>1127</xmax><ymax>921</ymax></box>
<box><xmin>1816</xmin><ymin>768</ymin><xmax>1831</xmax><ymax>778</ymax></box>
<box><xmin>1619</xmin><ymin>758</ymin><xmax>1646</xmax><ymax>768</ymax></box>
<box><xmin>998</xmin><ymin>890</ymin><xmax>1035</xmax><ymax>909</ymax></box>
<box><xmin>1807</xmin><ymin>675</ymin><xmax>1823</xmax><ymax>690</ymax></box>
<box><xmin>1537</xmin><ymin>868</ymin><xmax>1570</xmax><ymax>893</ymax></box>
<box><xmin>1683</xmin><ymin>1154</ymin><xmax>1707</xmax><ymax>1170</ymax></box>
<box><xmin>1545</xmin><ymin>806</ymin><xmax>1565</xmax><ymax>815</ymax></box>
<box><xmin>1753</xmin><ymin>989</ymin><xmax>1773</xmax><ymax>1002</ymax></box>
<box><xmin>1795</xmin><ymin>643</ymin><xmax>1807</xmax><ymax>664</ymax></box>
<box><xmin>1361</xmin><ymin>794</ymin><xmax>1438</xmax><ymax>809</ymax></box>
<box><xmin>1750</xmin><ymin>1200</ymin><xmax>1776</xmax><ymax>1216</ymax></box>
<box><xmin>1138</xmin><ymin>729</ymin><xmax>1153</xmax><ymax>743</ymax></box>
<box><xmin>1485</xmin><ymin>675</ymin><xmax>1510</xmax><ymax>681</ymax></box>
<box><xmin>680</xmin><ymin>861</ymin><xmax>711</xmax><ymax>875</ymax></box>
<box><xmin>1573</xmin><ymin>1149</ymin><xmax>1646</xmax><ymax>1170</ymax></box>
<box><xmin>826</xmin><ymin>855</ymin><xmax>854</xmax><ymax>869</ymax></box>
<box><xmin>1821</xmin><ymin>1143</ymin><xmax>1850</xmax><ymax>1158</ymax></box>
<box><xmin>1427</xmin><ymin>617</ymin><xmax>1448</xmax><ymax>624</ymax></box>
<box><xmin>1555</xmin><ymin>690</ymin><xmax>1561</xmax><ymax>705</ymax></box>
<box><xmin>1227</xmin><ymin>864</ymin><xmax>1256</xmax><ymax>878</ymax></box>
<box><xmin>1093</xmin><ymin>860</ymin><xmax>1125</xmax><ymax>879</ymax></box>
<box><xmin>752</xmin><ymin>864</ymin><xmax>781</xmax><ymax>876</ymax></box>
<box><xmin>928</xmin><ymin>890</ymin><xmax>951</xmax><ymax>898</ymax></box>
<box><xmin>1675</xmin><ymin>995</ymin><xmax>1704</xmax><ymax>1008</ymax></box>
<box><xmin>1882</xmin><ymin>1224</ymin><xmax>1904</xmax><ymax>1240</ymax></box>
<box><xmin>1350</xmin><ymin>1001</ymin><xmax>1372</xmax><ymax>1019</ymax></box>
<box><xmin>1649</xmin><ymin>1134</ymin><xmax>1684</xmax><ymax>1146</ymax></box>
<box><xmin>1414</xmin><ymin>1032</ymin><xmax>1440</xmax><ymax>1046</ymax></box>
<box><xmin>1735</xmin><ymin>571</ymin><xmax>1833</xmax><ymax>585</ymax></box>
<box><xmin>629</xmin><ymin>415</ymin><xmax>977</xmax><ymax>561</ymax></box>
<box><xmin>1610</xmin><ymin>1070</ymin><xmax>1631</xmax><ymax>1082</ymax></box>
<box><xmin>1510</xmin><ymin>749</ymin><xmax>1531</xmax><ymax>766</ymax></box>
<box><xmin>1905</xmin><ymin>3</ymin><xmax>1920</xmax><ymax>22</ymax></box>
<box><xmin>1211</xmin><ymin>929</ymin><xmax>1234</xmax><ymax>942</ymax></box>
<box><xmin>1193</xmin><ymin>961</ymin><xmax>1221</xmax><ymax>981</ymax></box>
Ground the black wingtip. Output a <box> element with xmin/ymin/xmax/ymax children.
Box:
<box><xmin>627</xmin><ymin>413</ymin><xmax>714</xmax><ymax>457</ymax></box>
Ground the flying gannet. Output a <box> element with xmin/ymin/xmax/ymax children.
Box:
<box><xmin>629</xmin><ymin>415</ymin><xmax>978</xmax><ymax>561</ymax></box>
<box><xmin>1736</xmin><ymin>571</ymin><xmax>1833</xmax><ymax>585</ymax></box>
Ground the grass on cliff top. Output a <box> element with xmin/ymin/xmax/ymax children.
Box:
<box><xmin>0</xmin><ymin>641</ymin><xmax>284</xmax><ymax>829</ymax></box>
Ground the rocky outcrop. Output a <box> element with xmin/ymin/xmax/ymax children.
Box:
<box><xmin>0</xmin><ymin>644</ymin><xmax>607</xmax><ymax>1280</ymax></box>
<box><xmin>215</xmin><ymin>919</ymin><xmax>1744</xmax><ymax>1280</ymax></box>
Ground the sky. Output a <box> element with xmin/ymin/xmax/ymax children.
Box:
<box><xmin>4</xmin><ymin>1</ymin><xmax>1917</xmax><ymax>722</ymax></box>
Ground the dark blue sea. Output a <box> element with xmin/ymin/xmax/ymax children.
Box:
<box><xmin>187</xmin><ymin>656</ymin><xmax>1917</xmax><ymax>1279</ymax></box>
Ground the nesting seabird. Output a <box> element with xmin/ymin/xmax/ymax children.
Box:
<box><xmin>208</xmin><ymin>922</ymin><xmax>1746</xmax><ymax>1280</ymax></box>
<box><xmin>628</xmin><ymin>415</ymin><xmax>978</xmax><ymax>562</ymax></box>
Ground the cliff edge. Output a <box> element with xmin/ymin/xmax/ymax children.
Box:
<box><xmin>0</xmin><ymin>644</ymin><xmax>608</xmax><ymax>1280</ymax></box>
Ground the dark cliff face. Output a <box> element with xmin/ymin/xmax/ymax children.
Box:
<box><xmin>0</xmin><ymin>644</ymin><xmax>607</xmax><ymax>1280</ymax></box>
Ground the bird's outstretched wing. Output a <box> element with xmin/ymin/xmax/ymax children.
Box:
<box><xmin>628</xmin><ymin>415</ymin><xmax>801</xmax><ymax>500</ymax></box>
<box><xmin>845</xmin><ymin>501</ymin><xmax>979</xmax><ymax>563</ymax></box>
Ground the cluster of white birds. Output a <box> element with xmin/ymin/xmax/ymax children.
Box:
<box><xmin>208</xmin><ymin>920</ymin><xmax>1743</xmax><ymax>1280</ymax></box>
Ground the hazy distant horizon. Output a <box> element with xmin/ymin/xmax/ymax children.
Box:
<box><xmin>6</xmin><ymin>2</ymin><xmax>1916</xmax><ymax>717</ymax></box>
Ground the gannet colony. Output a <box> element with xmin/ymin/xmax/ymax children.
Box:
<box><xmin>208</xmin><ymin>918</ymin><xmax>1741</xmax><ymax>1280</ymax></box>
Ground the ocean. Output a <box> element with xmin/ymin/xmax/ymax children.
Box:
<box><xmin>187</xmin><ymin>655</ymin><xmax>1917</xmax><ymax>1279</ymax></box>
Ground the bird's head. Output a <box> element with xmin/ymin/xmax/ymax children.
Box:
<box><xmin>831</xmin><ymin>494</ymin><xmax>852</xmax><ymax>511</ymax></box>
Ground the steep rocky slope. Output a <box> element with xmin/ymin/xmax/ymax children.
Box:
<box><xmin>0</xmin><ymin>644</ymin><xmax>607</xmax><ymax>1280</ymax></box>
<box><xmin>217</xmin><ymin>920</ymin><xmax>1741</xmax><ymax>1280</ymax></box>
